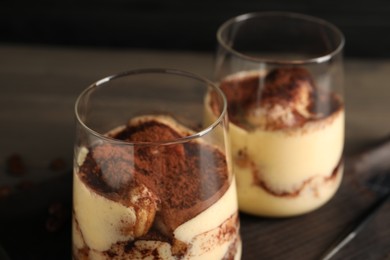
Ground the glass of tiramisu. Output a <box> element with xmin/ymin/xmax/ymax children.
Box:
<box><xmin>73</xmin><ymin>68</ymin><xmax>241</xmax><ymax>259</ymax></box>
<box><xmin>208</xmin><ymin>12</ymin><xmax>345</xmax><ymax>217</ymax></box>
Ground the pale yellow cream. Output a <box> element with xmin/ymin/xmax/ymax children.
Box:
<box><xmin>205</xmin><ymin>90</ymin><xmax>344</xmax><ymax>217</ymax></box>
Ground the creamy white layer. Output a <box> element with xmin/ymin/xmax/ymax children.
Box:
<box><xmin>205</xmin><ymin>91</ymin><xmax>344</xmax><ymax>217</ymax></box>
<box><xmin>73</xmin><ymin>170</ymin><xmax>241</xmax><ymax>259</ymax></box>
<box><xmin>72</xmin><ymin>116</ymin><xmax>241</xmax><ymax>259</ymax></box>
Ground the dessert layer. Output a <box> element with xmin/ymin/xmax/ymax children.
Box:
<box><xmin>237</xmin><ymin>164</ymin><xmax>343</xmax><ymax>216</ymax></box>
<box><xmin>230</xmin><ymin>110</ymin><xmax>344</xmax><ymax>190</ymax></box>
<box><xmin>213</xmin><ymin>68</ymin><xmax>343</xmax><ymax>131</ymax></box>
<box><xmin>73</xmin><ymin>178</ymin><xmax>241</xmax><ymax>259</ymax></box>
<box><xmin>206</xmin><ymin>67</ymin><xmax>345</xmax><ymax>216</ymax></box>
<box><xmin>73</xmin><ymin>115</ymin><xmax>240</xmax><ymax>258</ymax></box>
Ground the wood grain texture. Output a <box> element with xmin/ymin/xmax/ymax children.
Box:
<box><xmin>0</xmin><ymin>45</ymin><xmax>390</xmax><ymax>259</ymax></box>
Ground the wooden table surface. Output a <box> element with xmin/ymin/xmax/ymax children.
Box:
<box><xmin>0</xmin><ymin>45</ymin><xmax>390</xmax><ymax>260</ymax></box>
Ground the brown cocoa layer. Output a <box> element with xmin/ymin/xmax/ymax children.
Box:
<box><xmin>95</xmin><ymin>212</ymin><xmax>240</xmax><ymax>260</ymax></box>
<box><xmin>261</xmin><ymin>67</ymin><xmax>315</xmax><ymax>106</ymax></box>
<box><xmin>77</xmin><ymin>118</ymin><xmax>230</xmax><ymax>237</ymax></box>
<box><xmin>213</xmin><ymin>67</ymin><xmax>343</xmax><ymax>130</ymax></box>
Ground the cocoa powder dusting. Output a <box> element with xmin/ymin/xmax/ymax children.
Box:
<box><xmin>216</xmin><ymin>73</ymin><xmax>261</xmax><ymax>127</ymax></box>
<box><xmin>262</xmin><ymin>67</ymin><xmax>315</xmax><ymax>104</ymax></box>
<box><xmin>213</xmin><ymin>67</ymin><xmax>343</xmax><ymax>130</ymax></box>
<box><xmin>77</xmin><ymin>118</ymin><xmax>230</xmax><ymax>247</ymax></box>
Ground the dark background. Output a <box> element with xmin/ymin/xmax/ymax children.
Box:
<box><xmin>1</xmin><ymin>0</ymin><xmax>390</xmax><ymax>58</ymax></box>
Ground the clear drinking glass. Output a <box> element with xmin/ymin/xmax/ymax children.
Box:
<box><xmin>212</xmin><ymin>12</ymin><xmax>345</xmax><ymax>217</ymax></box>
<box><xmin>73</xmin><ymin>68</ymin><xmax>241</xmax><ymax>259</ymax></box>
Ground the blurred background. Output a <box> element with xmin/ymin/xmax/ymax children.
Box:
<box><xmin>1</xmin><ymin>0</ymin><xmax>390</xmax><ymax>58</ymax></box>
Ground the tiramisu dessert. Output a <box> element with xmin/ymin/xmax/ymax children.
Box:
<box><xmin>72</xmin><ymin>115</ymin><xmax>241</xmax><ymax>259</ymax></box>
<box><xmin>206</xmin><ymin>67</ymin><xmax>344</xmax><ymax>217</ymax></box>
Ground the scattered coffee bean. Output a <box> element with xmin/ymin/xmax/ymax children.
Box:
<box><xmin>45</xmin><ymin>202</ymin><xmax>68</xmax><ymax>232</ymax></box>
<box><xmin>6</xmin><ymin>153</ymin><xmax>26</xmax><ymax>175</ymax></box>
<box><xmin>0</xmin><ymin>185</ymin><xmax>12</xmax><ymax>199</ymax></box>
<box><xmin>49</xmin><ymin>157</ymin><xmax>67</xmax><ymax>171</ymax></box>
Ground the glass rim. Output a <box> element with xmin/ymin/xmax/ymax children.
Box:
<box><xmin>217</xmin><ymin>11</ymin><xmax>345</xmax><ymax>65</ymax></box>
<box><xmin>75</xmin><ymin>68</ymin><xmax>228</xmax><ymax>146</ymax></box>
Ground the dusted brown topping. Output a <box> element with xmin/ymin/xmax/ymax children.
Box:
<box><xmin>113</xmin><ymin>119</ymin><xmax>187</xmax><ymax>143</ymax></box>
<box><xmin>77</xmin><ymin>117</ymin><xmax>230</xmax><ymax>241</ymax></box>
<box><xmin>261</xmin><ymin>67</ymin><xmax>315</xmax><ymax>114</ymax></box>
<box><xmin>80</xmin><ymin>144</ymin><xmax>134</xmax><ymax>193</ymax></box>
<box><xmin>211</xmin><ymin>72</ymin><xmax>259</xmax><ymax>129</ymax></box>
<box><xmin>215</xmin><ymin>67</ymin><xmax>342</xmax><ymax>130</ymax></box>
<box><xmin>219</xmin><ymin>72</ymin><xmax>260</xmax><ymax>109</ymax></box>
<box><xmin>262</xmin><ymin>67</ymin><xmax>315</xmax><ymax>104</ymax></box>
